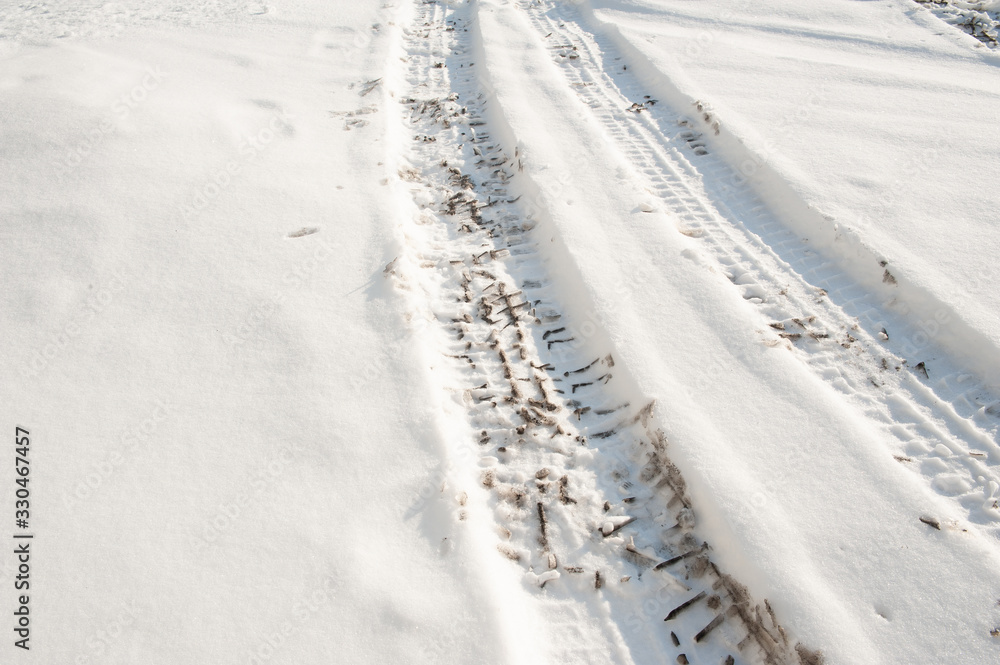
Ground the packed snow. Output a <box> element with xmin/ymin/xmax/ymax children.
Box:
<box><xmin>2</xmin><ymin>0</ymin><xmax>999</xmax><ymax>664</ymax></box>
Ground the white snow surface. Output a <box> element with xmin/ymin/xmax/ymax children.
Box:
<box><xmin>2</xmin><ymin>1</ymin><xmax>1000</xmax><ymax>664</ymax></box>
<box><xmin>588</xmin><ymin>0</ymin><xmax>1000</xmax><ymax>375</ymax></box>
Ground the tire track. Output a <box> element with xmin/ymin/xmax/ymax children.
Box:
<box><xmin>913</xmin><ymin>0</ymin><xmax>1000</xmax><ymax>49</ymax></box>
<box><xmin>521</xmin><ymin>0</ymin><xmax>1000</xmax><ymax>537</ymax></box>
<box><xmin>386</xmin><ymin>1</ymin><xmax>820</xmax><ymax>663</ymax></box>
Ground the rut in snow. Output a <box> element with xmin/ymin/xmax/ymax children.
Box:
<box><xmin>522</xmin><ymin>0</ymin><xmax>1000</xmax><ymax>538</ymax></box>
<box><xmin>385</xmin><ymin>1</ymin><xmax>823</xmax><ymax>664</ymax></box>
<box><xmin>912</xmin><ymin>0</ymin><xmax>1000</xmax><ymax>49</ymax></box>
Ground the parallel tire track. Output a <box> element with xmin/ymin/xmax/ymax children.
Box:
<box><xmin>386</xmin><ymin>1</ymin><xmax>821</xmax><ymax>663</ymax></box>
<box><xmin>522</xmin><ymin>0</ymin><xmax>1000</xmax><ymax>536</ymax></box>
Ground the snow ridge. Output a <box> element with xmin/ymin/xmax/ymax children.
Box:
<box><xmin>522</xmin><ymin>0</ymin><xmax>1000</xmax><ymax>537</ymax></box>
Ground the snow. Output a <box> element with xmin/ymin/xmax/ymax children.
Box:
<box><xmin>471</xmin><ymin>5</ymin><xmax>1000</xmax><ymax>661</ymax></box>
<box><xmin>2</xmin><ymin>2</ymin><xmax>507</xmax><ymax>663</ymax></box>
<box><xmin>3</xmin><ymin>0</ymin><xmax>1000</xmax><ymax>663</ymax></box>
<box><xmin>586</xmin><ymin>0</ymin><xmax>1000</xmax><ymax>382</ymax></box>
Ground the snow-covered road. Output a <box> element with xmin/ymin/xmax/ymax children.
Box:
<box><xmin>2</xmin><ymin>0</ymin><xmax>999</xmax><ymax>663</ymax></box>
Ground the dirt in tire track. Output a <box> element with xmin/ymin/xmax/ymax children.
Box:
<box><xmin>383</xmin><ymin>1</ymin><xmax>823</xmax><ymax>663</ymax></box>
